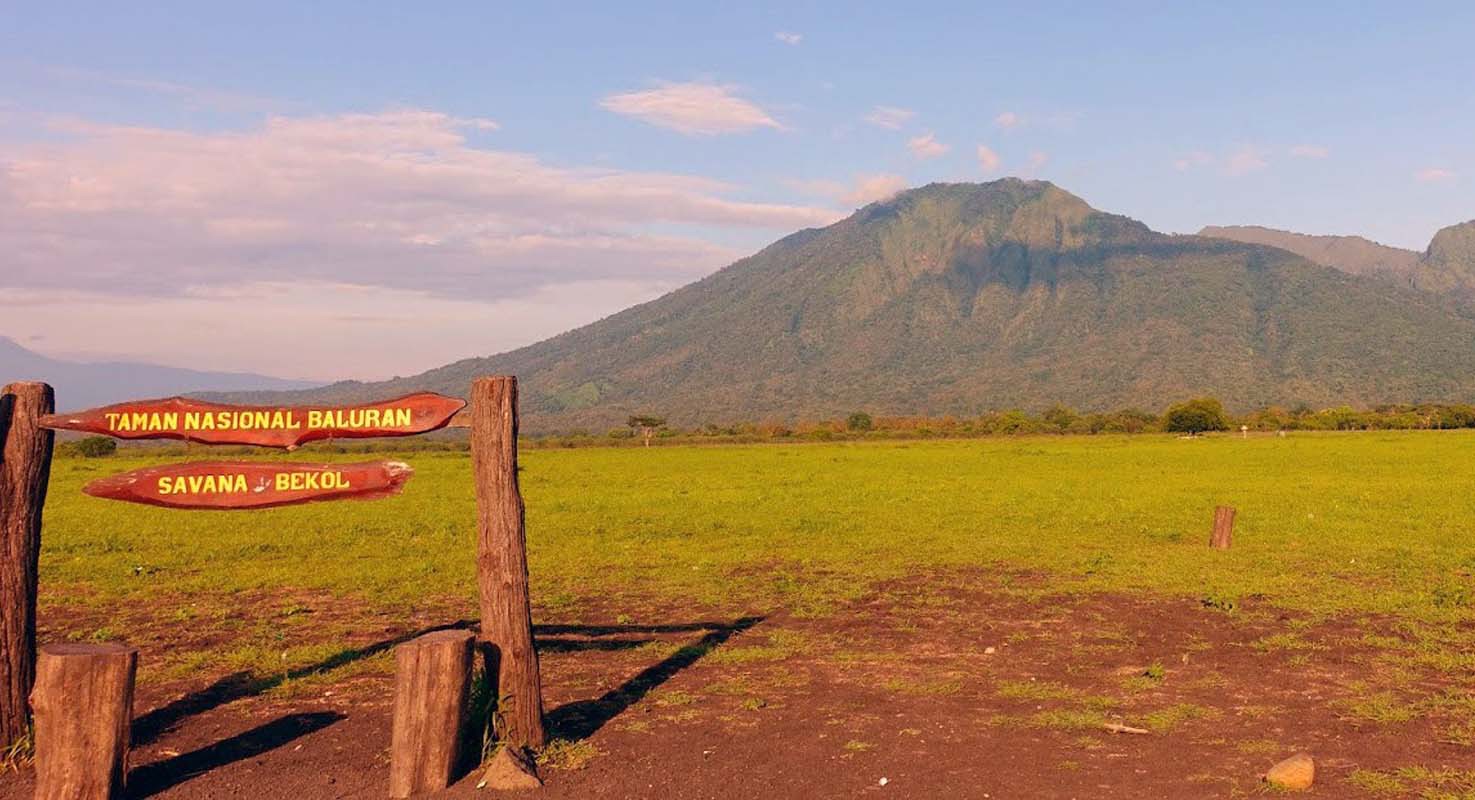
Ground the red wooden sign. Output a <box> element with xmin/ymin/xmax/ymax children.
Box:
<box><xmin>41</xmin><ymin>392</ymin><xmax>465</xmax><ymax>449</ymax></box>
<box><xmin>82</xmin><ymin>460</ymin><xmax>414</xmax><ymax>510</ymax></box>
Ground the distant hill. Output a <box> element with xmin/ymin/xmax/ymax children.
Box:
<box><xmin>1197</xmin><ymin>225</ymin><xmax>1420</xmax><ymax>280</ymax></box>
<box><xmin>1410</xmin><ymin>220</ymin><xmax>1475</xmax><ymax>302</ymax></box>
<box><xmin>0</xmin><ymin>337</ymin><xmax>319</xmax><ymax>411</ymax></box>
<box><xmin>215</xmin><ymin>180</ymin><xmax>1475</xmax><ymax>431</ymax></box>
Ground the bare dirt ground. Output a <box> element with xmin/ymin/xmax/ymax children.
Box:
<box><xmin>5</xmin><ymin>573</ymin><xmax>1473</xmax><ymax>798</ymax></box>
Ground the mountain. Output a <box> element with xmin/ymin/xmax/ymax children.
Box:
<box><xmin>1196</xmin><ymin>225</ymin><xmax>1420</xmax><ymax>280</ymax></box>
<box><xmin>1410</xmin><ymin>220</ymin><xmax>1475</xmax><ymax>301</ymax></box>
<box><xmin>1200</xmin><ymin>221</ymin><xmax>1475</xmax><ymax>307</ymax></box>
<box><xmin>216</xmin><ymin>180</ymin><xmax>1475</xmax><ymax>430</ymax></box>
<box><xmin>0</xmin><ymin>337</ymin><xmax>319</xmax><ymax>411</ymax></box>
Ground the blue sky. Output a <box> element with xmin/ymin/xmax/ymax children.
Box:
<box><xmin>1</xmin><ymin>2</ymin><xmax>1471</xmax><ymax>379</ymax></box>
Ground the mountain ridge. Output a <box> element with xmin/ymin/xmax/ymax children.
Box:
<box><xmin>0</xmin><ymin>337</ymin><xmax>319</xmax><ymax>411</ymax></box>
<box><xmin>212</xmin><ymin>180</ymin><xmax>1475</xmax><ymax>430</ymax></box>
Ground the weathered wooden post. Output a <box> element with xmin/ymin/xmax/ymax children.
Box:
<box><xmin>1210</xmin><ymin>505</ymin><xmax>1236</xmax><ymax>550</ymax></box>
<box><xmin>0</xmin><ymin>381</ymin><xmax>54</xmax><ymax>747</ymax></box>
<box><xmin>389</xmin><ymin>629</ymin><xmax>474</xmax><ymax>797</ymax></box>
<box><xmin>469</xmin><ymin>376</ymin><xmax>546</xmax><ymax>756</ymax></box>
<box><xmin>31</xmin><ymin>642</ymin><xmax>137</xmax><ymax>799</ymax></box>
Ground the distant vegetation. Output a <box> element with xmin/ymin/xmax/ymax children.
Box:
<box><xmin>517</xmin><ymin>398</ymin><xmax>1475</xmax><ymax>448</ymax></box>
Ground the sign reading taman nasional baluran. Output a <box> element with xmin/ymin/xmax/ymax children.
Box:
<box><xmin>41</xmin><ymin>392</ymin><xmax>465</xmax><ymax>449</ymax></box>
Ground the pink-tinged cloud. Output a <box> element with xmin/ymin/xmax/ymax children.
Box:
<box><xmin>976</xmin><ymin>144</ymin><xmax>1000</xmax><ymax>173</ymax></box>
<box><xmin>1289</xmin><ymin>144</ymin><xmax>1328</xmax><ymax>159</ymax></box>
<box><xmin>994</xmin><ymin>111</ymin><xmax>1021</xmax><ymax>129</ymax></box>
<box><xmin>1416</xmin><ymin>167</ymin><xmax>1455</xmax><ymax>183</ymax></box>
<box><xmin>0</xmin><ymin>279</ymin><xmax>683</xmax><ymax>381</ymax></box>
<box><xmin>907</xmin><ymin>132</ymin><xmax>949</xmax><ymax>159</ymax></box>
<box><xmin>0</xmin><ymin>110</ymin><xmax>842</xmax><ymax>303</ymax></box>
<box><xmin>599</xmin><ymin>81</ymin><xmax>782</xmax><ymax>135</ymax></box>
<box><xmin>784</xmin><ymin>173</ymin><xmax>909</xmax><ymax>207</ymax></box>
<box><xmin>864</xmin><ymin>105</ymin><xmax>915</xmax><ymax>129</ymax></box>
<box><xmin>1223</xmin><ymin>146</ymin><xmax>1268</xmax><ymax>176</ymax></box>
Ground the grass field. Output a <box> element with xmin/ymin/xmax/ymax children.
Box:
<box><xmin>28</xmin><ymin>431</ymin><xmax>1475</xmax><ymax>796</ymax></box>
<box><xmin>45</xmin><ymin>431</ymin><xmax>1475</xmax><ymax>622</ymax></box>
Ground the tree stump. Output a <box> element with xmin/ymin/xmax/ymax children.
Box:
<box><xmin>31</xmin><ymin>642</ymin><xmax>137</xmax><ymax>800</ymax></box>
<box><xmin>389</xmin><ymin>629</ymin><xmax>474</xmax><ymax>798</ymax></box>
<box><xmin>0</xmin><ymin>381</ymin><xmax>55</xmax><ymax>747</ymax></box>
<box><xmin>469</xmin><ymin>376</ymin><xmax>546</xmax><ymax>750</ymax></box>
<box><xmin>1210</xmin><ymin>505</ymin><xmax>1236</xmax><ymax>550</ymax></box>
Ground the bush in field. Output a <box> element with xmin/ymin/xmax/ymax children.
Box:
<box><xmin>1163</xmin><ymin>398</ymin><xmax>1230</xmax><ymax>435</ymax></box>
<box><xmin>1041</xmin><ymin>404</ymin><xmax>1078</xmax><ymax>433</ymax></box>
<box><xmin>847</xmin><ymin>412</ymin><xmax>874</xmax><ymax>432</ymax></box>
<box><xmin>75</xmin><ymin>436</ymin><xmax>117</xmax><ymax>457</ymax></box>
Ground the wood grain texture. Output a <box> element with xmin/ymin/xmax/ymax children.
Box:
<box><xmin>1210</xmin><ymin>505</ymin><xmax>1236</xmax><ymax>550</ymax></box>
<box><xmin>389</xmin><ymin>630</ymin><xmax>474</xmax><ymax>798</ymax></box>
<box><xmin>469</xmin><ymin>376</ymin><xmax>546</xmax><ymax>750</ymax></box>
<box><xmin>0</xmin><ymin>381</ymin><xmax>54</xmax><ymax>746</ymax></box>
<box><xmin>31</xmin><ymin>642</ymin><xmax>137</xmax><ymax>800</ymax></box>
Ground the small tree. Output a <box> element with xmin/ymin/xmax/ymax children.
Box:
<box><xmin>1163</xmin><ymin>397</ymin><xmax>1230</xmax><ymax>435</ymax></box>
<box><xmin>846</xmin><ymin>412</ymin><xmax>874</xmax><ymax>432</ymax></box>
<box><xmin>76</xmin><ymin>436</ymin><xmax>118</xmax><ymax>457</ymax></box>
<box><xmin>626</xmin><ymin>415</ymin><xmax>666</xmax><ymax>447</ymax></box>
<box><xmin>1041</xmin><ymin>404</ymin><xmax>1078</xmax><ymax>433</ymax></box>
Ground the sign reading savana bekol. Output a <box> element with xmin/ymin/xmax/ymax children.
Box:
<box><xmin>41</xmin><ymin>392</ymin><xmax>465</xmax><ymax>449</ymax></box>
<box><xmin>82</xmin><ymin>460</ymin><xmax>414</xmax><ymax>510</ymax></box>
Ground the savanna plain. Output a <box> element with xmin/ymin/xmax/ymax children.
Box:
<box><xmin>7</xmin><ymin>432</ymin><xmax>1475</xmax><ymax>798</ymax></box>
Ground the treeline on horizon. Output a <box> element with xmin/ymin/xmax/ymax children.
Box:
<box><xmin>527</xmin><ymin>397</ymin><xmax>1475</xmax><ymax>448</ymax></box>
<box><xmin>55</xmin><ymin>397</ymin><xmax>1475</xmax><ymax>458</ymax></box>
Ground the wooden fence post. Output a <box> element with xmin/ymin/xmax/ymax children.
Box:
<box><xmin>31</xmin><ymin>642</ymin><xmax>137</xmax><ymax>800</ymax></box>
<box><xmin>469</xmin><ymin>376</ymin><xmax>546</xmax><ymax>752</ymax></box>
<box><xmin>389</xmin><ymin>629</ymin><xmax>474</xmax><ymax>798</ymax></box>
<box><xmin>0</xmin><ymin>381</ymin><xmax>54</xmax><ymax>747</ymax></box>
<box><xmin>1210</xmin><ymin>505</ymin><xmax>1236</xmax><ymax>550</ymax></box>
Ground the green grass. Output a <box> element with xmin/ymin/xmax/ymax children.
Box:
<box><xmin>35</xmin><ymin>431</ymin><xmax>1475</xmax><ymax>682</ymax></box>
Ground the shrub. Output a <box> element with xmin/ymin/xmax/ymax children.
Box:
<box><xmin>1163</xmin><ymin>397</ymin><xmax>1230</xmax><ymax>435</ymax></box>
<box><xmin>846</xmin><ymin>412</ymin><xmax>874</xmax><ymax>432</ymax></box>
<box><xmin>75</xmin><ymin>436</ymin><xmax>117</xmax><ymax>458</ymax></box>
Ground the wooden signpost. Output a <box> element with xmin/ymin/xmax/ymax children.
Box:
<box><xmin>1</xmin><ymin>382</ymin><xmax>55</xmax><ymax>750</ymax></box>
<box><xmin>81</xmin><ymin>460</ymin><xmax>414</xmax><ymax>510</ymax></box>
<box><xmin>1</xmin><ymin>382</ymin><xmax>544</xmax><ymax>797</ymax></box>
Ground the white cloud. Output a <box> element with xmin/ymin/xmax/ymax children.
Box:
<box><xmin>774</xmin><ymin>31</ymin><xmax>802</xmax><ymax>45</ymax></box>
<box><xmin>976</xmin><ymin>144</ymin><xmax>1000</xmax><ymax>173</ymax></box>
<box><xmin>841</xmin><ymin>174</ymin><xmax>907</xmax><ymax>205</ymax></box>
<box><xmin>1289</xmin><ymin>144</ymin><xmax>1329</xmax><ymax>159</ymax></box>
<box><xmin>1173</xmin><ymin>150</ymin><xmax>1214</xmax><ymax>171</ymax></box>
<box><xmin>1416</xmin><ymin>167</ymin><xmax>1455</xmax><ymax>183</ymax></box>
<box><xmin>907</xmin><ymin>132</ymin><xmax>949</xmax><ymax>159</ymax></box>
<box><xmin>1028</xmin><ymin>151</ymin><xmax>1049</xmax><ymax>170</ymax></box>
<box><xmin>1223</xmin><ymin>146</ymin><xmax>1268</xmax><ymax>176</ymax></box>
<box><xmin>864</xmin><ymin>105</ymin><xmax>915</xmax><ymax>130</ymax></box>
<box><xmin>599</xmin><ymin>81</ymin><xmax>782</xmax><ymax>135</ymax></box>
<box><xmin>994</xmin><ymin>111</ymin><xmax>1021</xmax><ymax>129</ymax></box>
<box><xmin>1173</xmin><ymin>147</ymin><xmax>1270</xmax><ymax>176</ymax></box>
<box><xmin>785</xmin><ymin>173</ymin><xmax>909</xmax><ymax>207</ymax></box>
<box><xmin>0</xmin><ymin>109</ymin><xmax>842</xmax><ymax>308</ymax></box>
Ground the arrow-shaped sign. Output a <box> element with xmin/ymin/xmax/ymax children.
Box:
<box><xmin>82</xmin><ymin>460</ymin><xmax>414</xmax><ymax>510</ymax></box>
<box><xmin>41</xmin><ymin>392</ymin><xmax>465</xmax><ymax>449</ymax></box>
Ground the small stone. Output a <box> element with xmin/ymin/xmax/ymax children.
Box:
<box><xmin>879</xmin><ymin>777</ymin><xmax>889</xmax><ymax>786</ymax></box>
<box><xmin>1264</xmin><ymin>752</ymin><xmax>1314</xmax><ymax>790</ymax></box>
<box><xmin>478</xmin><ymin>746</ymin><xmax>542</xmax><ymax>791</ymax></box>
<box><xmin>984</xmin><ymin>647</ymin><xmax>996</xmax><ymax>655</ymax></box>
